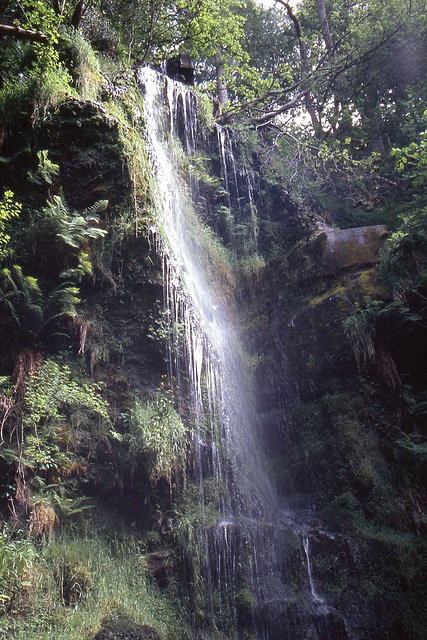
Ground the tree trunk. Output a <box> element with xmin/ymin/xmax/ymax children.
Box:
<box><xmin>71</xmin><ymin>0</ymin><xmax>86</xmax><ymax>29</ymax></box>
<box><xmin>316</xmin><ymin>0</ymin><xmax>344</xmax><ymax>134</ymax></box>
<box><xmin>316</xmin><ymin>0</ymin><xmax>335</xmax><ymax>55</ymax></box>
<box><xmin>215</xmin><ymin>53</ymin><xmax>229</xmax><ymax>108</ymax></box>
<box><xmin>276</xmin><ymin>1</ymin><xmax>322</xmax><ymax>136</ymax></box>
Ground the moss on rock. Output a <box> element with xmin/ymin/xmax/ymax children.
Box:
<box><xmin>94</xmin><ymin>616</ymin><xmax>161</xmax><ymax>640</ymax></box>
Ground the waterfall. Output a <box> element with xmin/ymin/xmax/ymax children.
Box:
<box><xmin>137</xmin><ymin>67</ymin><xmax>350</xmax><ymax>640</ymax></box>
<box><xmin>138</xmin><ymin>67</ymin><xmax>277</xmax><ymax>633</ymax></box>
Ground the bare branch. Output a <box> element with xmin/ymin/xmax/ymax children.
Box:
<box><xmin>0</xmin><ymin>23</ymin><xmax>49</xmax><ymax>43</ymax></box>
<box><xmin>249</xmin><ymin>90</ymin><xmax>309</xmax><ymax>127</ymax></box>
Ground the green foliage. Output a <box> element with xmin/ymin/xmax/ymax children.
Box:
<box><xmin>0</xmin><ymin>191</ymin><xmax>22</xmax><ymax>262</ymax></box>
<box><xmin>0</xmin><ymin>526</ymin><xmax>35</xmax><ymax>614</ymax></box>
<box><xmin>24</xmin><ymin>433</ymin><xmax>73</xmax><ymax>474</ymax></box>
<box><xmin>194</xmin><ymin>90</ymin><xmax>216</xmax><ymax>133</ymax></box>
<box><xmin>24</xmin><ymin>359</ymin><xmax>109</xmax><ymax>430</ymax></box>
<box><xmin>0</xmin><ymin>78</ymin><xmax>33</xmax><ymax>127</ymax></box>
<box><xmin>235</xmin><ymin>588</ymin><xmax>256</xmax><ymax>616</ymax></box>
<box><xmin>184</xmin><ymin>0</ymin><xmax>249</xmax><ymax>97</ymax></box>
<box><xmin>1</xmin><ymin>531</ymin><xmax>189</xmax><ymax>639</ymax></box>
<box><xmin>380</xmin><ymin>119</ymin><xmax>427</xmax><ymax>297</ymax></box>
<box><xmin>0</xmin><ymin>2</ymin><xmax>76</xmax><ymax>125</ymax></box>
<box><xmin>147</xmin><ymin>308</ymin><xmax>185</xmax><ymax>348</ymax></box>
<box><xmin>61</xmin><ymin>28</ymin><xmax>103</xmax><ymax>100</ymax></box>
<box><xmin>116</xmin><ymin>387</ymin><xmax>188</xmax><ymax>485</ymax></box>
<box><xmin>32</xmin><ymin>62</ymin><xmax>75</xmax><ymax>121</ymax></box>
<box><xmin>28</xmin><ymin>482</ymin><xmax>95</xmax><ymax>533</ymax></box>
<box><xmin>0</xmin><ymin>195</ymin><xmax>105</xmax><ymax>348</ymax></box>
<box><xmin>391</xmin><ymin>130</ymin><xmax>427</xmax><ymax>182</ymax></box>
<box><xmin>18</xmin><ymin>359</ymin><xmax>108</xmax><ymax>479</ymax></box>
<box><xmin>0</xmin><ymin>358</ymin><xmax>108</xmax><ymax>525</ymax></box>
<box><xmin>0</xmin><ymin>265</ymin><xmax>80</xmax><ymax>340</ymax></box>
<box><xmin>103</xmin><ymin>87</ymin><xmax>153</xmax><ymax>231</ymax></box>
<box><xmin>378</xmin><ymin>208</ymin><xmax>427</xmax><ymax>298</ymax></box>
<box><xmin>43</xmin><ymin>195</ymin><xmax>108</xmax><ymax>279</ymax></box>
<box><xmin>0</xmin><ymin>265</ymin><xmax>44</xmax><ymax>334</ymax></box>
<box><xmin>344</xmin><ymin>301</ymin><xmax>420</xmax><ymax>369</ymax></box>
<box><xmin>175</xmin><ymin>479</ymin><xmax>221</xmax><ymax>613</ymax></box>
<box><xmin>27</xmin><ymin>150</ymin><xmax>60</xmax><ymax>187</ymax></box>
<box><xmin>0</xmin><ymin>194</ymin><xmax>107</xmax><ymax>343</ymax></box>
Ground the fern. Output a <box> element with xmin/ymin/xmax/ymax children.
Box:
<box><xmin>43</xmin><ymin>282</ymin><xmax>81</xmax><ymax>326</ymax></box>
<box><xmin>0</xmin><ymin>191</ymin><xmax>22</xmax><ymax>261</ymax></box>
<box><xmin>44</xmin><ymin>195</ymin><xmax>108</xmax><ymax>278</ymax></box>
<box><xmin>27</xmin><ymin>150</ymin><xmax>59</xmax><ymax>187</ymax></box>
<box><xmin>46</xmin><ymin>196</ymin><xmax>108</xmax><ymax>246</ymax></box>
<box><xmin>0</xmin><ymin>266</ymin><xmax>43</xmax><ymax>333</ymax></box>
<box><xmin>21</xmin><ymin>359</ymin><xmax>109</xmax><ymax>477</ymax></box>
<box><xmin>0</xmin><ymin>266</ymin><xmax>80</xmax><ymax>341</ymax></box>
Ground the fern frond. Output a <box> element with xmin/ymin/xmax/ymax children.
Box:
<box><xmin>82</xmin><ymin>200</ymin><xmax>108</xmax><ymax>218</ymax></box>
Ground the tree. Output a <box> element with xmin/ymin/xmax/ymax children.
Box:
<box><xmin>231</xmin><ymin>0</ymin><xmax>425</xmax><ymax>148</ymax></box>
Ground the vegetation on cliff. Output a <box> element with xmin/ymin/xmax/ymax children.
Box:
<box><xmin>0</xmin><ymin>0</ymin><xmax>426</xmax><ymax>638</ymax></box>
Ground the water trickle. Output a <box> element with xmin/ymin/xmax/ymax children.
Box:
<box><xmin>303</xmin><ymin>534</ymin><xmax>325</xmax><ymax>605</ymax></box>
<box><xmin>243</xmin><ymin>159</ymin><xmax>260</xmax><ymax>250</ymax></box>
<box><xmin>216</xmin><ymin>125</ymin><xmax>260</xmax><ymax>250</ymax></box>
<box><xmin>217</xmin><ymin>126</ymin><xmax>232</xmax><ymax>208</ymax></box>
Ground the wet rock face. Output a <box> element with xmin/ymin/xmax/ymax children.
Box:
<box><xmin>146</xmin><ymin>549</ymin><xmax>176</xmax><ymax>588</ymax></box>
<box><xmin>246</xmin><ymin>217</ymin><xmax>427</xmax><ymax>639</ymax></box>
<box><xmin>256</xmin><ymin>600</ymin><xmax>350</xmax><ymax>640</ymax></box>
<box><xmin>37</xmin><ymin>98</ymin><xmax>132</xmax><ymax>211</ymax></box>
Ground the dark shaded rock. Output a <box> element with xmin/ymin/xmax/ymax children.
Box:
<box><xmin>36</xmin><ymin>98</ymin><xmax>132</xmax><ymax>211</ymax></box>
<box><xmin>256</xmin><ymin>599</ymin><xmax>350</xmax><ymax>640</ymax></box>
<box><xmin>166</xmin><ymin>52</ymin><xmax>194</xmax><ymax>85</ymax></box>
<box><xmin>146</xmin><ymin>549</ymin><xmax>175</xmax><ymax>588</ymax></box>
<box><xmin>94</xmin><ymin>616</ymin><xmax>160</xmax><ymax>640</ymax></box>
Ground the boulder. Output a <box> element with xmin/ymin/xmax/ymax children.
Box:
<box><xmin>146</xmin><ymin>549</ymin><xmax>175</xmax><ymax>588</ymax></box>
<box><xmin>94</xmin><ymin>616</ymin><xmax>161</xmax><ymax>640</ymax></box>
<box><xmin>314</xmin><ymin>225</ymin><xmax>388</xmax><ymax>276</ymax></box>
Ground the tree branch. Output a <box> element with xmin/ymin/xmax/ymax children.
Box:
<box><xmin>249</xmin><ymin>90</ymin><xmax>309</xmax><ymax>126</ymax></box>
<box><xmin>0</xmin><ymin>23</ymin><xmax>49</xmax><ymax>43</ymax></box>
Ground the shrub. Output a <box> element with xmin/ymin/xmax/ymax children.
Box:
<box><xmin>0</xmin><ymin>191</ymin><xmax>22</xmax><ymax>262</ymax></box>
<box><xmin>117</xmin><ymin>388</ymin><xmax>188</xmax><ymax>486</ymax></box>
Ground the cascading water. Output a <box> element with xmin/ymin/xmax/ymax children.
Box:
<box><xmin>137</xmin><ymin>67</ymin><xmax>351</xmax><ymax>639</ymax></box>
<box><xmin>138</xmin><ymin>66</ymin><xmax>278</xmax><ymax>632</ymax></box>
<box><xmin>216</xmin><ymin>126</ymin><xmax>261</xmax><ymax>251</ymax></box>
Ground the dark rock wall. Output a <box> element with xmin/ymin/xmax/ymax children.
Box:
<box><xmin>246</xmin><ymin>220</ymin><xmax>427</xmax><ymax>639</ymax></box>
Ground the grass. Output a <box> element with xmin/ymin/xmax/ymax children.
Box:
<box><xmin>2</xmin><ymin>530</ymin><xmax>189</xmax><ymax>640</ymax></box>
